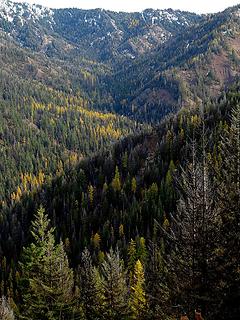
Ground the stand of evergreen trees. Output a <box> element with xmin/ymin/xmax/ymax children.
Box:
<box><xmin>0</xmin><ymin>83</ymin><xmax>239</xmax><ymax>319</ymax></box>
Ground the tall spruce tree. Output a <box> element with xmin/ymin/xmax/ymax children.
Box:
<box><xmin>146</xmin><ymin>241</ymin><xmax>170</xmax><ymax>319</ymax></box>
<box><xmin>19</xmin><ymin>207</ymin><xmax>75</xmax><ymax>319</ymax></box>
<box><xmin>100</xmin><ymin>248</ymin><xmax>129</xmax><ymax>319</ymax></box>
<box><xmin>127</xmin><ymin>239</ymin><xmax>137</xmax><ymax>284</ymax></box>
<box><xmin>79</xmin><ymin>248</ymin><xmax>102</xmax><ymax>319</ymax></box>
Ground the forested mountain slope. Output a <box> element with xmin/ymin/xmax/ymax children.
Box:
<box><xmin>107</xmin><ymin>5</ymin><xmax>240</xmax><ymax>120</ymax></box>
<box><xmin>0</xmin><ymin>0</ymin><xmax>205</xmax><ymax>120</ymax></box>
<box><xmin>0</xmin><ymin>71</ymin><xmax>144</xmax><ymax>204</ymax></box>
<box><xmin>0</xmin><ymin>2</ymin><xmax>206</xmax><ymax>206</ymax></box>
<box><xmin>1</xmin><ymin>1</ymin><xmax>240</xmax><ymax>122</ymax></box>
<box><xmin>0</xmin><ymin>0</ymin><xmax>202</xmax><ymax>62</ymax></box>
<box><xmin>1</xmin><ymin>81</ymin><xmax>239</xmax><ymax>320</ymax></box>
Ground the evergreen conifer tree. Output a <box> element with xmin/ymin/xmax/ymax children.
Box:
<box><xmin>19</xmin><ymin>207</ymin><xmax>75</xmax><ymax>319</ymax></box>
<box><xmin>79</xmin><ymin>248</ymin><xmax>102</xmax><ymax>319</ymax></box>
<box><xmin>101</xmin><ymin>248</ymin><xmax>129</xmax><ymax>319</ymax></box>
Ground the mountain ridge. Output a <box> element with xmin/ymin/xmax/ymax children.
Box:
<box><xmin>0</xmin><ymin>0</ymin><xmax>203</xmax><ymax>62</ymax></box>
<box><xmin>1</xmin><ymin>1</ymin><xmax>239</xmax><ymax>123</ymax></box>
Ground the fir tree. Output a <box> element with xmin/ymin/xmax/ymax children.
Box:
<box><xmin>101</xmin><ymin>248</ymin><xmax>129</xmax><ymax>319</ymax></box>
<box><xmin>127</xmin><ymin>239</ymin><xmax>137</xmax><ymax>284</ymax></box>
<box><xmin>146</xmin><ymin>241</ymin><xmax>170</xmax><ymax>319</ymax></box>
<box><xmin>19</xmin><ymin>207</ymin><xmax>75</xmax><ymax>319</ymax></box>
<box><xmin>79</xmin><ymin>248</ymin><xmax>101</xmax><ymax>320</ymax></box>
<box><xmin>112</xmin><ymin>166</ymin><xmax>121</xmax><ymax>192</ymax></box>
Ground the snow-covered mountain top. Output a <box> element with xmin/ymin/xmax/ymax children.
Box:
<box><xmin>0</xmin><ymin>0</ymin><xmax>200</xmax><ymax>26</ymax></box>
<box><xmin>0</xmin><ymin>0</ymin><xmax>203</xmax><ymax>62</ymax></box>
<box><xmin>0</xmin><ymin>0</ymin><xmax>53</xmax><ymax>23</ymax></box>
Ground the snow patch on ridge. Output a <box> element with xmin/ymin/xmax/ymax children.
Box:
<box><xmin>0</xmin><ymin>0</ymin><xmax>54</xmax><ymax>25</ymax></box>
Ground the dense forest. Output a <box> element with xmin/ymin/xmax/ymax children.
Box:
<box><xmin>0</xmin><ymin>1</ymin><xmax>240</xmax><ymax>319</ymax></box>
<box><xmin>0</xmin><ymin>71</ymin><xmax>145</xmax><ymax>204</ymax></box>
<box><xmin>1</xmin><ymin>81</ymin><xmax>239</xmax><ymax>319</ymax></box>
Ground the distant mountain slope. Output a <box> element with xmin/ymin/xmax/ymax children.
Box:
<box><xmin>107</xmin><ymin>5</ymin><xmax>240</xmax><ymax>120</ymax></box>
<box><xmin>0</xmin><ymin>1</ymin><xmax>239</xmax><ymax>123</ymax></box>
<box><xmin>0</xmin><ymin>0</ymin><xmax>202</xmax><ymax>63</ymax></box>
<box><xmin>53</xmin><ymin>8</ymin><xmax>202</xmax><ymax>62</ymax></box>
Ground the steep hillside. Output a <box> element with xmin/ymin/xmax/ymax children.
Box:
<box><xmin>1</xmin><ymin>2</ymin><xmax>240</xmax><ymax>204</ymax></box>
<box><xmin>0</xmin><ymin>1</ymin><xmax>206</xmax><ymax>124</ymax></box>
<box><xmin>0</xmin><ymin>71</ymin><xmax>145</xmax><ymax>204</ymax></box>
<box><xmin>53</xmin><ymin>8</ymin><xmax>202</xmax><ymax>63</ymax></box>
<box><xmin>5</xmin><ymin>81</ymin><xmax>239</xmax><ymax>257</ymax></box>
<box><xmin>2</xmin><ymin>1</ymin><xmax>240</xmax><ymax>123</ymax></box>
<box><xmin>107</xmin><ymin>6</ymin><xmax>240</xmax><ymax>120</ymax></box>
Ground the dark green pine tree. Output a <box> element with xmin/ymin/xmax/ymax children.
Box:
<box><xmin>79</xmin><ymin>248</ymin><xmax>102</xmax><ymax>320</ymax></box>
<box><xmin>100</xmin><ymin>248</ymin><xmax>129</xmax><ymax>319</ymax></box>
<box><xmin>127</xmin><ymin>239</ymin><xmax>137</xmax><ymax>281</ymax></box>
<box><xmin>19</xmin><ymin>207</ymin><xmax>75</xmax><ymax>320</ymax></box>
<box><xmin>146</xmin><ymin>241</ymin><xmax>170</xmax><ymax>320</ymax></box>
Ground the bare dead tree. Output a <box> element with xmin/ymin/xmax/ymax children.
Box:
<box><xmin>170</xmin><ymin>116</ymin><xmax>220</xmax><ymax>315</ymax></box>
